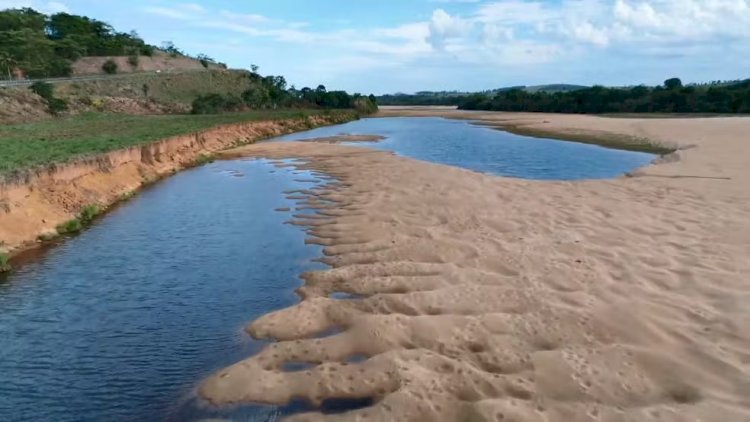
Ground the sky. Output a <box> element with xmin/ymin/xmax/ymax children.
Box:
<box><xmin>3</xmin><ymin>0</ymin><xmax>750</xmax><ymax>94</ymax></box>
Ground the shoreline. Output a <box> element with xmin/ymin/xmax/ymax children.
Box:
<box><xmin>0</xmin><ymin>111</ymin><xmax>359</xmax><ymax>265</ymax></box>
<box><xmin>376</xmin><ymin>106</ymin><xmax>678</xmax><ymax>154</ymax></box>
<box><xmin>199</xmin><ymin>111</ymin><xmax>750</xmax><ymax>420</ymax></box>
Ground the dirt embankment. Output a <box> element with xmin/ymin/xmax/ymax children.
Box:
<box><xmin>0</xmin><ymin>113</ymin><xmax>355</xmax><ymax>256</ymax></box>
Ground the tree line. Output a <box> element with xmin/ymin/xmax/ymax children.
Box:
<box><xmin>192</xmin><ymin>72</ymin><xmax>378</xmax><ymax>114</ymax></box>
<box><xmin>0</xmin><ymin>8</ymin><xmax>160</xmax><ymax>78</ymax></box>
<box><xmin>458</xmin><ymin>78</ymin><xmax>750</xmax><ymax>114</ymax></box>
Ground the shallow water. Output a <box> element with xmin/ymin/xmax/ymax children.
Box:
<box><xmin>0</xmin><ymin>159</ymin><xmax>331</xmax><ymax>421</ymax></box>
<box><xmin>0</xmin><ymin>118</ymin><xmax>656</xmax><ymax>421</ymax></box>
<box><xmin>279</xmin><ymin>117</ymin><xmax>655</xmax><ymax>180</ymax></box>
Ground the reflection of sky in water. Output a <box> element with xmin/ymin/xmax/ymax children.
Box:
<box><xmin>0</xmin><ymin>159</ymin><xmax>340</xmax><ymax>420</ymax></box>
<box><xmin>278</xmin><ymin>117</ymin><xmax>655</xmax><ymax>180</ymax></box>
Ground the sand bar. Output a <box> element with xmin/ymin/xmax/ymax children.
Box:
<box><xmin>201</xmin><ymin>110</ymin><xmax>750</xmax><ymax>421</ymax></box>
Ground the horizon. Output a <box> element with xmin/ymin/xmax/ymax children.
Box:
<box><xmin>2</xmin><ymin>0</ymin><xmax>750</xmax><ymax>94</ymax></box>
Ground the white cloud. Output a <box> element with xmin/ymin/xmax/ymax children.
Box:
<box><xmin>428</xmin><ymin>8</ymin><xmax>474</xmax><ymax>49</ymax></box>
<box><xmin>138</xmin><ymin>0</ymin><xmax>750</xmax><ymax>90</ymax></box>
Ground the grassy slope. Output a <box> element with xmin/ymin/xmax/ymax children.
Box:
<box><xmin>0</xmin><ymin>110</ymin><xmax>337</xmax><ymax>176</ymax></box>
<box><xmin>56</xmin><ymin>70</ymin><xmax>256</xmax><ymax>104</ymax></box>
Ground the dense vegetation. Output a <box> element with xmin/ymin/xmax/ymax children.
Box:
<box><xmin>192</xmin><ymin>78</ymin><xmax>378</xmax><ymax>114</ymax></box>
<box><xmin>0</xmin><ymin>110</ymin><xmax>356</xmax><ymax>177</ymax></box>
<box><xmin>377</xmin><ymin>91</ymin><xmax>468</xmax><ymax>106</ymax></box>
<box><xmin>459</xmin><ymin>79</ymin><xmax>750</xmax><ymax>114</ymax></box>
<box><xmin>377</xmin><ymin>85</ymin><xmax>588</xmax><ymax>106</ymax></box>
<box><xmin>0</xmin><ymin>8</ymin><xmax>159</xmax><ymax>77</ymax></box>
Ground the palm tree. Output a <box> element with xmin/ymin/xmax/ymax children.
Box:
<box><xmin>0</xmin><ymin>54</ymin><xmax>17</xmax><ymax>80</ymax></box>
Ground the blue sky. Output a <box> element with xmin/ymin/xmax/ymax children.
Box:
<box><xmin>4</xmin><ymin>0</ymin><xmax>750</xmax><ymax>94</ymax></box>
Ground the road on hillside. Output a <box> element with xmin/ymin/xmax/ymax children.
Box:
<box><xmin>0</xmin><ymin>69</ymin><xmax>208</xmax><ymax>88</ymax></box>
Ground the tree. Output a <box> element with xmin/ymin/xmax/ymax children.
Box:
<box><xmin>102</xmin><ymin>59</ymin><xmax>117</xmax><ymax>74</ymax></box>
<box><xmin>664</xmin><ymin>78</ymin><xmax>683</xmax><ymax>90</ymax></box>
<box><xmin>0</xmin><ymin>53</ymin><xmax>16</xmax><ymax>80</ymax></box>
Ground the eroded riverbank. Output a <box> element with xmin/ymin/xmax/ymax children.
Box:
<box><xmin>0</xmin><ymin>112</ymin><xmax>357</xmax><ymax>260</ymax></box>
<box><xmin>202</xmin><ymin>114</ymin><xmax>750</xmax><ymax>420</ymax></box>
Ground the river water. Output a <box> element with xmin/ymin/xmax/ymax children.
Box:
<box><xmin>279</xmin><ymin>117</ymin><xmax>655</xmax><ymax>180</ymax></box>
<box><xmin>0</xmin><ymin>118</ymin><xmax>655</xmax><ymax>421</ymax></box>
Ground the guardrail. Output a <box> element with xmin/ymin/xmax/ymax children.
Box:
<box><xmin>0</xmin><ymin>69</ymin><xmax>211</xmax><ymax>88</ymax></box>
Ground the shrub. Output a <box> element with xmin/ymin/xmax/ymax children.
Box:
<box><xmin>191</xmin><ymin>93</ymin><xmax>243</xmax><ymax>114</ymax></box>
<box><xmin>29</xmin><ymin>81</ymin><xmax>54</xmax><ymax>100</ymax></box>
<box><xmin>127</xmin><ymin>54</ymin><xmax>139</xmax><ymax>68</ymax></box>
<box><xmin>47</xmin><ymin>97</ymin><xmax>68</xmax><ymax>114</ymax></box>
<box><xmin>0</xmin><ymin>253</ymin><xmax>10</xmax><ymax>273</ymax></box>
<box><xmin>102</xmin><ymin>59</ymin><xmax>118</xmax><ymax>74</ymax></box>
<box><xmin>79</xmin><ymin>204</ymin><xmax>100</xmax><ymax>223</ymax></box>
<box><xmin>29</xmin><ymin>82</ymin><xmax>68</xmax><ymax>114</ymax></box>
<box><xmin>56</xmin><ymin>218</ymin><xmax>83</xmax><ymax>235</ymax></box>
<box><xmin>56</xmin><ymin>204</ymin><xmax>101</xmax><ymax>235</ymax></box>
<box><xmin>194</xmin><ymin>154</ymin><xmax>214</xmax><ymax>166</ymax></box>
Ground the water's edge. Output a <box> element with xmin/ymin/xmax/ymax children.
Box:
<box><xmin>0</xmin><ymin>111</ymin><xmax>360</xmax><ymax>264</ymax></box>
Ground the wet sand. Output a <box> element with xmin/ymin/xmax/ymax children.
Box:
<box><xmin>202</xmin><ymin>110</ymin><xmax>750</xmax><ymax>421</ymax></box>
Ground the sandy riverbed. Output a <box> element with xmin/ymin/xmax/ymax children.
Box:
<box><xmin>201</xmin><ymin>109</ymin><xmax>750</xmax><ymax>421</ymax></box>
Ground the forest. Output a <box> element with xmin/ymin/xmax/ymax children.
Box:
<box><xmin>458</xmin><ymin>78</ymin><xmax>750</xmax><ymax>114</ymax></box>
<box><xmin>191</xmin><ymin>79</ymin><xmax>378</xmax><ymax>114</ymax></box>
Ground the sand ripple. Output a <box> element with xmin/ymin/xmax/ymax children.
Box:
<box><xmin>201</xmin><ymin>114</ymin><xmax>750</xmax><ymax>421</ymax></box>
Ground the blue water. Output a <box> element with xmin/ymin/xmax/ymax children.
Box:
<box><xmin>278</xmin><ymin>117</ymin><xmax>655</xmax><ymax>180</ymax></box>
<box><xmin>0</xmin><ymin>117</ymin><xmax>656</xmax><ymax>421</ymax></box>
<box><xmin>0</xmin><ymin>159</ymin><xmax>331</xmax><ymax>421</ymax></box>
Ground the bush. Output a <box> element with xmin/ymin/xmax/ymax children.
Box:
<box><xmin>47</xmin><ymin>97</ymin><xmax>68</xmax><ymax>114</ymax></box>
<box><xmin>29</xmin><ymin>81</ymin><xmax>68</xmax><ymax>114</ymax></box>
<box><xmin>127</xmin><ymin>54</ymin><xmax>139</xmax><ymax>68</ymax></box>
<box><xmin>0</xmin><ymin>253</ymin><xmax>10</xmax><ymax>273</ymax></box>
<box><xmin>191</xmin><ymin>93</ymin><xmax>243</xmax><ymax>114</ymax></box>
<box><xmin>56</xmin><ymin>204</ymin><xmax>101</xmax><ymax>235</ymax></box>
<box><xmin>102</xmin><ymin>59</ymin><xmax>118</xmax><ymax>74</ymax></box>
<box><xmin>79</xmin><ymin>204</ymin><xmax>100</xmax><ymax>223</ymax></box>
<box><xmin>29</xmin><ymin>81</ymin><xmax>54</xmax><ymax>100</ymax></box>
<box><xmin>56</xmin><ymin>218</ymin><xmax>82</xmax><ymax>234</ymax></box>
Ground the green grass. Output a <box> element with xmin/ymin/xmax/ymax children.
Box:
<box><xmin>55</xmin><ymin>204</ymin><xmax>101</xmax><ymax>235</ymax></box>
<box><xmin>0</xmin><ymin>252</ymin><xmax>10</xmax><ymax>273</ymax></box>
<box><xmin>56</xmin><ymin>218</ymin><xmax>83</xmax><ymax>235</ymax></box>
<box><xmin>0</xmin><ymin>109</ymin><xmax>344</xmax><ymax>177</ymax></box>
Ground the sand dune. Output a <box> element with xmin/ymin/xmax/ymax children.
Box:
<box><xmin>202</xmin><ymin>111</ymin><xmax>750</xmax><ymax>421</ymax></box>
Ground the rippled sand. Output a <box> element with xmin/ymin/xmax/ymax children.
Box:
<box><xmin>202</xmin><ymin>111</ymin><xmax>750</xmax><ymax>421</ymax></box>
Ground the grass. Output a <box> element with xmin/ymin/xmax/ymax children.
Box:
<box><xmin>0</xmin><ymin>109</ymin><xmax>348</xmax><ymax>177</ymax></box>
<box><xmin>56</xmin><ymin>218</ymin><xmax>84</xmax><ymax>235</ymax></box>
<box><xmin>0</xmin><ymin>252</ymin><xmax>10</xmax><ymax>273</ymax></box>
<box><xmin>55</xmin><ymin>204</ymin><xmax>102</xmax><ymax>235</ymax></box>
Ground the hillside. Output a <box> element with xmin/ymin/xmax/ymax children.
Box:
<box><xmin>70</xmin><ymin>52</ymin><xmax>224</xmax><ymax>76</ymax></box>
<box><xmin>0</xmin><ymin>7</ymin><xmax>377</xmax><ymax>124</ymax></box>
<box><xmin>0</xmin><ymin>8</ymin><xmax>222</xmax><ymax>78</ymax></box>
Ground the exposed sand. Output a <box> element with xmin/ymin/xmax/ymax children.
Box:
<box><xmin>297</xmin><ymin>134</ymin><xmax>386</xmax><ymax>144</ymax></box>
<box><xmin>200</xmin><ymin>110</ymin><xmax>750</xmax><ymax>421</ymax></box>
